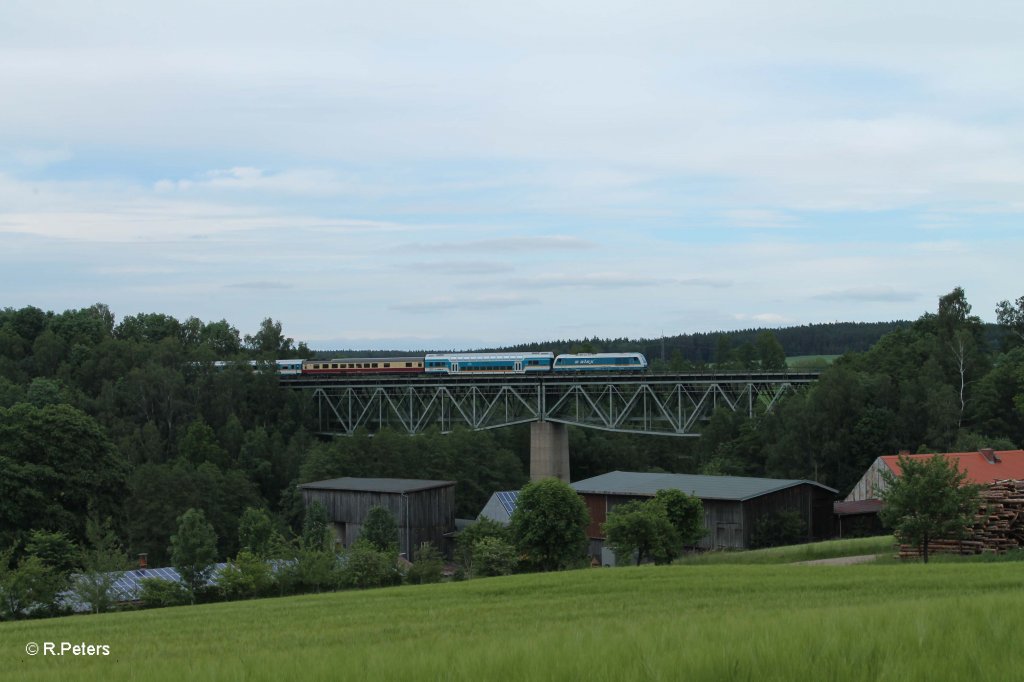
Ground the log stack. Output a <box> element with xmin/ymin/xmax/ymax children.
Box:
<box><xmin>897</xmin><ymin>479</ymin><xmax>1024</xmax><ymax>559</ymax></box>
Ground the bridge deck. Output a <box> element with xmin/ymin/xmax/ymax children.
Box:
<box><xmin>284</xmin><ymin>371</ymin><xmax>818</xmax><ymax>437</ymax></box>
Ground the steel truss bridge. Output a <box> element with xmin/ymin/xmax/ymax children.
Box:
<box><xmin>283</xmin><ymin>372</ymin><xmax>819</xmax><ymax>438</ymax></box>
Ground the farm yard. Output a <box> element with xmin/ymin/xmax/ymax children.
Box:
<box><xmin>3</xmin><ymin>544</ymin><xmax>1023</xmax><ymax>681</ymax></box>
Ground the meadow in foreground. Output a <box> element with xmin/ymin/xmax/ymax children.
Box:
<box><xmin>3</xmin><ymin>549</ymin><xmax>1022</xmax><ymax>682</ymax></box>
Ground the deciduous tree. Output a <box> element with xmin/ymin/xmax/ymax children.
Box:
<box><xmin>510</xmin><ymin>478</ymin><xmax>589</xmax><ymax>571</ymax></box>
<box><xmin>603</xmin><ymin>500</ymin><xmax>678</xmax><ymax>566</ymax></box>
<box><xmin>170</xmin><ymin>508</ymin><xmax>218</xmax><ymax>603</ymax></box>
<box><xmin>879</xmin><ymin>455</ymin><xmax>981</xmax><ymax>563</ymax></box>
<box><xmin>361</xmin><ymin>506</ymin><xmax>399</xmax><ymax>554</ymax></box>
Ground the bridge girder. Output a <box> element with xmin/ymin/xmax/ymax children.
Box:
<box><xmin>290</xmin><ymin>373</ymin><xmax>816</xmax><ymax>437</ymax></box>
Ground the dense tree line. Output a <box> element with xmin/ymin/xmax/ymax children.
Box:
<box><xmin>2</xmin><ymin>289</ymin><xmax>1022</xmax><ymax>589</ymax></box>
<box><xmin>0</xmin><ymin>304</ymin><xmax>531</xmax><ymax>572</ymax></box>
<box><xmin>687</xmin><ymin>288</ymin><xmax>1024</xmax><ymax>495</ymax></box>
<box><xmin>497</xmin><ymin>321</ymin><xmax>915</xmax><ymax>366</ymax></box>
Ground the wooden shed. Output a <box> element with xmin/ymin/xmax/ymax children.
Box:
<box><xmin>570</xmin><ymin>471</ymin><xmax>837</xmax><ymax>562</ymax></box>
<box><xmin>298</xmin><ymin>477</ymin><xmax>456</xmax><ymax>560</ymax></box>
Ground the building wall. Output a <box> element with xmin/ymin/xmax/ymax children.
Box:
<box><xmin>477</xmin><ymin>494</ymin><xmax>513</xmax><ymax>525</ymax></box>
<box><xmin>581</xmin><ymin>493</ymin><xmax>744</xmax><ymax>550</ymax></box>
<box><xmin>301</xmin><ymin>485</ymin><xmax>455</xmax><ymax>559</ymax></box>
<box><xmin>580</xmin><ymin>483</ymin><xmax>834</xmax><ymax>557</ymax></box>
<box><xmin>742</xmin><ymin>483</ymin><xmax>834</xmax><ymax>546</ymax></box>
<box><xmin>844</xmin><ymin>458</ymin><xmax>892</xmax><ymax>502</ymax></box>
<box><xmin>701</xmin><ymin>500</ymin><xmax>744</xmax><ymax>550</ymax></box>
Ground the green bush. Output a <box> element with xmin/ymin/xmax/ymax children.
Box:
<box><xmin>407</xmin><ymin>543</ymin><xmax>444</xmax><ymax>585</ymax></box>
<box><xmin>340</xmin><ymin>540</ymin><xmax>401</xmax><ymax>589</ymax></box>
<box><xmin>455</xmin><ymin>518</ymin><xmax>510</xmax><ymax>573</ymax></box>
<box><xmin>138</xmin><ymin>578</ymin><xmax>191</xmax><ymax>608</ymax></box>
<box><xmin>218</xmin><ymin>550</ymin><xmax>276</xmax><ymax>600</ymax></box>
<box><xmin>473</xmin><ymin>537</ymin><xmax>518</xmax><ymax>577</ymax></box>
<box><xmin>750</xmin><ymin>510</ymin><xmax>806</xmax><ymax>549</ymax></box>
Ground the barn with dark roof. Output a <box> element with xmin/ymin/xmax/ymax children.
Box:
<box><xmin>298</xmin><ymin>477</ymin><xmax>456</xmax><ymax>560</ymax></box>
<box><xmin>569</xmin><ymin>471</ymin><xmax>837</xmax><ymax>560</ymax></box>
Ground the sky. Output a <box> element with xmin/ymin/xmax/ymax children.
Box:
<box><xmin>2</xmin><ymin>1</ymin><xmax>1022</xmax><ymax>350</ymax></box>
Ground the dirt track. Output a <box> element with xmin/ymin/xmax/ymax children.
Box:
<box><xmin>793</xmin><ymin>554</ymin><xmax>878</xmax><ymax>566</ymax></box>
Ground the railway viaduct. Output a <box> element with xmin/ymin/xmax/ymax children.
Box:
<box><xmin>282</xmin><ymin>371</ymin><xmax>819</xmax><ymax>482</ymax></box>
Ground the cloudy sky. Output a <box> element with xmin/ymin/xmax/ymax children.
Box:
<box><xmin>2</xmin><ymin>1</ymin><xmax>1022</xmax><ymax>350</ymax></box>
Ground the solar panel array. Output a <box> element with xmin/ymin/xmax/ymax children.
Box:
<box><xmin>61</xmin><ymin>563</ymin><xmax>229</xmax><ymax>613</ymax></box>
<box><xmin>496</xmin><ymin>490</ymin><xmax>519</xmax><ymax>517</ymax></box>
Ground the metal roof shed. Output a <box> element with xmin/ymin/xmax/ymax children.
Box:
<box><xmin>299</xmin><ymin>477</ymin><xmax>456</xmax><ymax>560</ymax></box>
<box><xmin>570</xmin><ymin>471</ymin><xmax>837</xmax><ymax>552</ymax></box>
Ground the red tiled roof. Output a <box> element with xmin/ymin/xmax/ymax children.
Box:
<box><xmin>881</xmin><ymin>450</ymin><xmax>1024</xmax><ymax>485</ymax></box>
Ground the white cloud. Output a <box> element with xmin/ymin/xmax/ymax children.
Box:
<box><xmin>2</xmin><ymin>1</ymin><xmax>1023</xmax><ymax>347</ymax></box>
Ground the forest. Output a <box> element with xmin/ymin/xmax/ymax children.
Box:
<box><xmin>1</xmin><ymin>288</ymin><xmax>1022</xmax><ymax>570</ymax></box>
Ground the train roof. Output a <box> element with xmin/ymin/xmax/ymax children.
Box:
<box><xmin>425</xmin><ymin>352</ymin><xmax>554</xmax><ymax>359</ymax></box>
<box><xmin>310</xmin><ymin>357</ymin><xmax>424</xmax><ymax>363</ymax></box>
<box><xmin>555</xmin><ymin>352</ymin><xmax>646</xmax><ymax>358</ymax></box>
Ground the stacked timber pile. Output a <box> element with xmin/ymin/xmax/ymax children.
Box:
<box><xmin>898</xmin><ymin>479</ymin><xmax>1024</xmax><ymax>559</ymax></box>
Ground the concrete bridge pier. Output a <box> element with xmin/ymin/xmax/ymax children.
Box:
<box><xmin>530</xmin><ymin>421</ymin><xmax>570</xmax><ymax>482</ymax></box>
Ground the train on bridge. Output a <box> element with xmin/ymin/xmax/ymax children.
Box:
<box><xmin>267</xmin><ymin>352</ymin><xmax>648</xmax><ymax>377</ymax></box>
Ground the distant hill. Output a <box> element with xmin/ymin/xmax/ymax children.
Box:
<box><xmin>314</xmin><ymin>322</ymin><xmax>912</xmax><ymax>361</ymax></box>
<box><xmin>315</xmin><ymin>321</ymin><xmax>1005</xmax><ymax>362</ymax></box>
<box><xmin>491</xmin><ymin>321</ymin><xmax>914</xmax><ymax>364</ymax></box>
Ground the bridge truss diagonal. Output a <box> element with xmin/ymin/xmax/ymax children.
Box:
<box><xmin>291</xmin><ymin>372</ymin><xmax>817</xmax><ymax>437</ymax></box>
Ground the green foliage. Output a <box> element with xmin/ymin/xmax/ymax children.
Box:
<box><xmin>406</xmin><ymin>542</ymin><xmax>444</xmax><ymax>585</ymax></box>
<box><xmin>290</xmin><ymin>547</ymin><xmax>342</xmax><ymax>593</ymax></box>
<box><xmin>995</xmin><ymin>296</ymin><xmax>1024</xmax><ymax>344</ymax></box>
<box><xmin>218</xmin><ymin>550</ymin><xmax>276</xmax><ymax>600</ymax></box>
<box><xmin>170</xmin><ymin>508</ymin><xmax>218</xmax><ymax>601</ymax></box>
<box><xmin>653</xmin><ymin>489</ymin><xmax>706</xmax><ymax>548</ymax></box>
<box><xmin>72</xmin><ymin>516</ymin><xmax>131</xmax><ymax>614</ymax></box>
<box><xmin>750</xmin><ymin>510</ymin><xmax>807</xmax><ymax>550</ymax></box>
<box><xmin>138</xmin><ymin>578</ymin><xmax>191</xmax><ymax>608</ymax></box>
<box><xmin>361</xmin><ymin>506</ymin><xmax>399</xmax><ymax>554</ymax></box>
<box><xmin>25</xmin><ymin>529</ymin><xmax>79</xmax><ymax>577</ymax></box>
<box><xmin>238</xmin><ymin>507</ymin><xmax>278</xmax><ymax>558</ymax></box>
<box><xmin>879</xmin><ymin>455</ymin><xmax>982</xmax><ymax>562</ymax></box>
<box><xmin>340</xmin><ymin>540</ymin><xmax>401</xmax><ymax>590</ymax></box>
<box><xmin>510</xmin><ymin>478</ymin><xmax>589</xmax><ymax>571</ymax></box>
<box><xmin>472</xmin><ymin>536</ymin><xmax>518</xmax><ymax>577</ymax></box>
<box><xmin>127</xmin><ymin>459</ymin><xmax>262</xmax><ymax>564</ymax></box>
<box><xmin>0</xmin><ymin>402</ymin><xmax>128</xmax><ymax>549</ymax></box>
<box><xmin>603</xmin><ymin>500</ymin><xmax>679</xmax><ymax>566</ymax></box>
<box><xmin>454</xmin><ymin>517</ymin><xmax>510</xmax><ymax>572</ymax></box>
<box><xmin>756</xmin><ymin>331</ymin><xmax>787</xmax><ymax>370</ymax></box>
<box><xmin>245</xmin><ymin>318</ymin><xmax>293</xmax><ymax>357</ymax></box>
<box><xmin>603</xmin><ymin>489</ymin><xmax>706</xmax><ymax>566</ymax></box>
<box><xmin>0</xmin><ymin>549</ymin><xmax>67</xmax><ymax>620</ymax></box>
<box><xmin>302</xmin><ymin>501</ymin><xmax>334</xmax><ymax>552</ymax></box>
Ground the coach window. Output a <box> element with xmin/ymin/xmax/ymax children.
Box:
<box><xmin>372</xmin><ymin>363</ymin><xmax>379</xmax><ymax>368</ymax></box>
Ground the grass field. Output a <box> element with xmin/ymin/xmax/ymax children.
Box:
<box><xmin>4</xmin><ymin>540</ymin><xmax>1024</xmax><ymax>681</ymax></box>
<box><xmin>679</xmin><ymin>535</ymin><xmax>895</xmax><ymax>564</ymax></box>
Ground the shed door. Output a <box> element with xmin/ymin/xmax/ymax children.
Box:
<box><xmin>715</xmin><ymin>523</ymin><xmax>742</xmax><ymax>549</ymax></box>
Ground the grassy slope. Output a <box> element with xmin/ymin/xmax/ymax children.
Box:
<box><xmin>4</xmin><ymin>548</ymin><xmax>1023</xmax><ymax>681</ymax></box>
<box><xmin>680</xmin><ymin>535</ymin><xmax>895</xmax><ymax>564</ymax></box>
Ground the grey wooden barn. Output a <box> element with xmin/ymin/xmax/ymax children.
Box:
<box><xmin>570</xmin><ymin>471</ymin><xmax>837</xmax><ymax>562</ymax></box>
<box><xmin>298</xmin><ymin>477</ymin><xmax>456</xmax><ymax>560</ymax></box>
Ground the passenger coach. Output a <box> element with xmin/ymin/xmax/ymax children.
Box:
<box><xmin>302</xmin><ymin>357</ymin><xmax>425</xmax><ymax>375</ymax></box>
<box><xmin>552</xmin><ymin>353</ymin><xmax>647</xmax><ymax>372</ymax></box>
<box><xmin>425</xmin><ymin>352</ymin><xmax>554</xmax><ymax>374</ymax></box>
